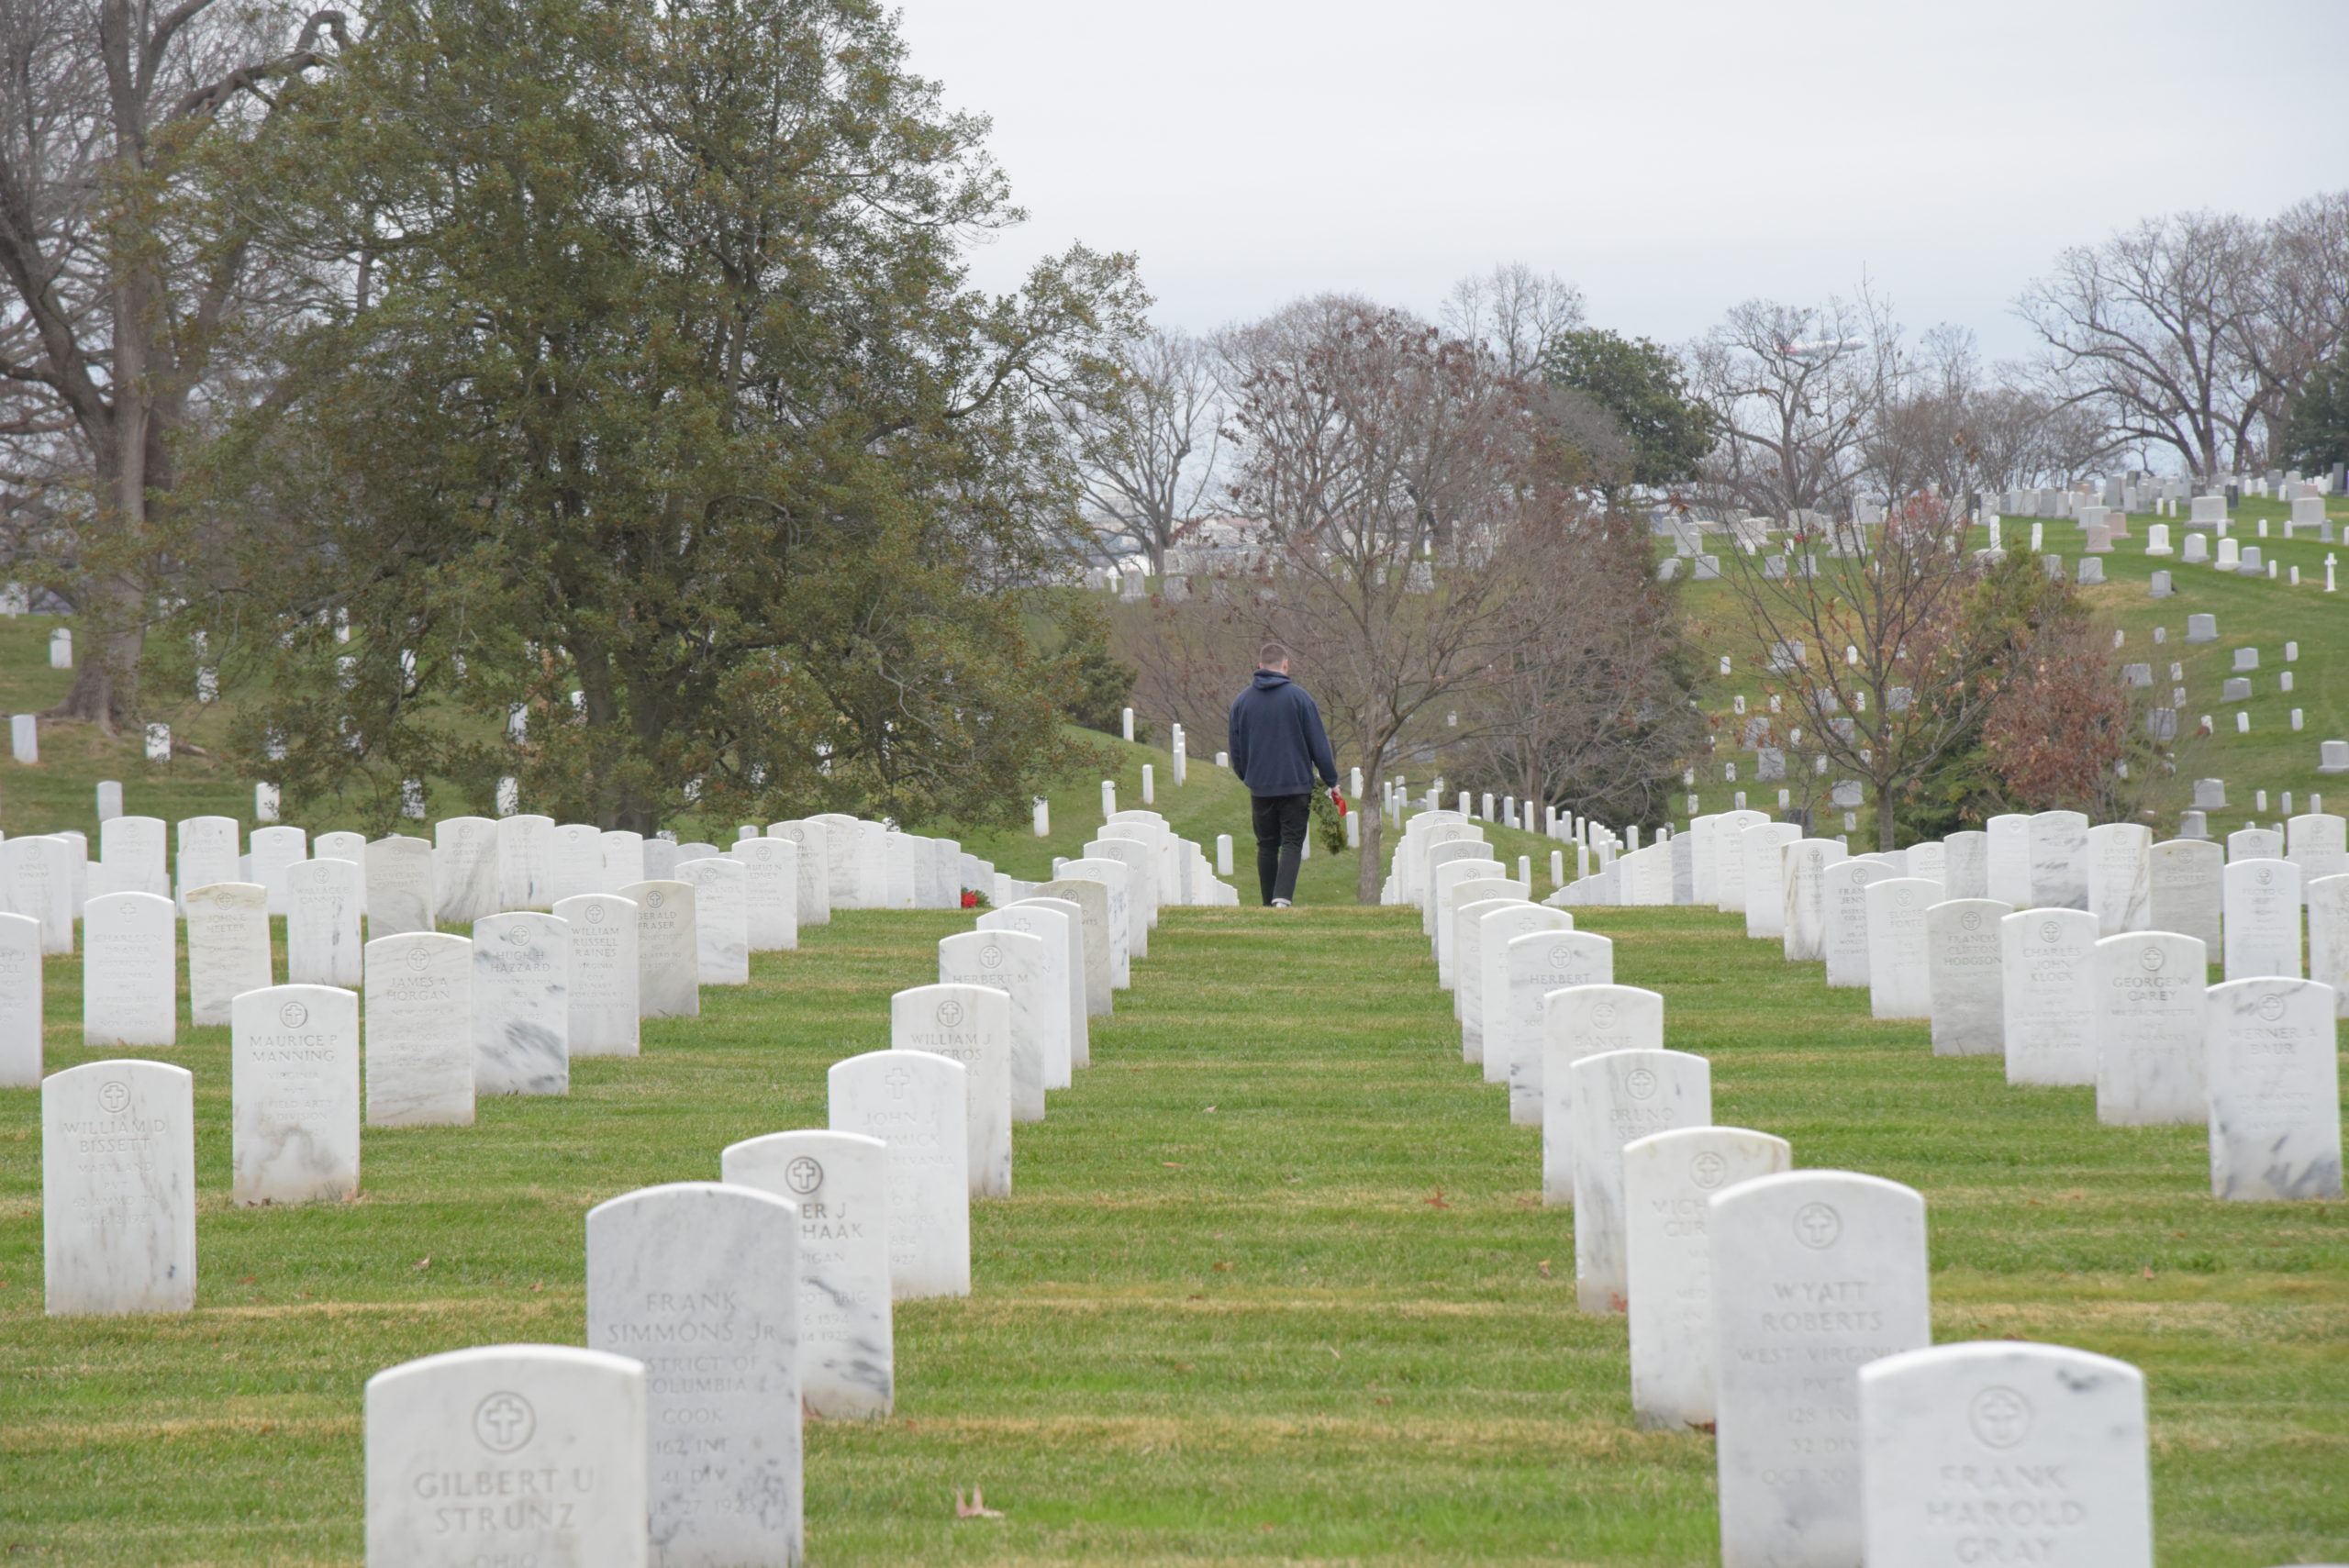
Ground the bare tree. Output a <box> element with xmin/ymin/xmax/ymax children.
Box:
<box><xmin>1060</xmin><ymin>325</ymin><xmax>1224</xmax><ymax>573</ymax></box>
<box><xmin>1685</xmin><ymin>292</ymin><xmax>1899</xmax><ymax>520</ymax></box>
<box><xmin>2018</xmin><ymin>209</ymin><xmax>2262</xmax><ymax>478</ymax></box>
<box><xmin>0</xmin><ymin>0</ymin><xmax>343</xmax><ymax>727</ymax></box>
<box><xmin>2239</xmin><ymin>190</ymin><xmax>2349</xmax><ymax>461</ymax></box>
<box><xmin>1714</xmin><ymin>496</ymin><xmax>2028</xmax><ymax>850</ymax></box>
<box><xmin>1442</xmin><ymin>263</ymin><xmax>1586</xmax><ymax>379</ymax></box>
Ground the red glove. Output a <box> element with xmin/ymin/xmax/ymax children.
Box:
<box><xmin>1331</xmin><ymin>791</ymin><xmax>1348</xmax><ymax>816</ymax></box>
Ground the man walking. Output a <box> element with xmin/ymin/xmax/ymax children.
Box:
<box><xmin>1227</xmin><ymin>640</ymin><xmax>1339</xmax><ymax>907</ymax></box>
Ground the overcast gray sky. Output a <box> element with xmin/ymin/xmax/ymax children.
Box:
<box><xmin>894</xmin><ymin>0</ymin><xmax>2349</xmax><ymax>362</ymax></box>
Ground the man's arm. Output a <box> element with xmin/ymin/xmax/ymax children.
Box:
<box><xmin>1301</xmin><ymin>694</ymin><xmax>1339</xmax><ymax>787</ymax></box>
<box><xmin>1227</xmin><ymin>693</ymin><xmax>1250</xmax><ymax>785</ymax></box>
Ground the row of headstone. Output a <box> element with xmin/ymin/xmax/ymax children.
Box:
<box><xmin>1386</xmin><ymin>812</ymin><xmax>2170</xmax><ymax>1565</ymax></box>
<box><xmin>354</xmin><ymin>811</ymin><xmax>1224</xmax><ymax>1562</ymax></box>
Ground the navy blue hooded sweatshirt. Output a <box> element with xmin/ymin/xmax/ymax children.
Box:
<box><xmin>1227</xmin><ymin>670</ymin><xmax>1339</xmax><ymax>797</ymax></box>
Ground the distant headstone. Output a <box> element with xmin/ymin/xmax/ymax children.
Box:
<box><xmin>553</xmin><ymin>894</ymin><xmax>639</xmax><ymax>1056</ymax></box>
<box><xmin>2221</xmin><ymin>859</ymin><xmax>2302</xmax><ymax>979</ymax></box>
<box><xmin>43</xmin><ymin>1058</ymin><xmax>197</xmax><ymax>1315</ymax></box>
<box><xmin>1821</xmin><ymin>860</ymin><xmax>1894</xmax><ymax>989</ymax></box>
<box><xmin>285</xmin><ymin>858</ymin><xmax>362</xmax><ymax>988</ymax></box>
<box><xmin>1780</xmin><ymin>839</ymin><xmax>1847</xmax><ymax>962</ymax></box>
<box><xmin>494</xmin><ymin>813</ymin><xmax>555</xmax><ymax>913</ymax></box>
<box><xmin>1927</xmin><ymin>899</ymin><xmax>2010</xmax><ymax>1055</ymax></box>
<box><xmin>983</xmin><ymin>899</ymin><xmax>1084</xmax><ymax>1078</ymax></box>
<box><xmin>2185</xmin><ymin>613</ymin><xmax>2217</xmax><ymax>642</ymax></box>
<box><xmin>1571</xmin><ymin>1048</ymin><xmax>1709</xmax><ymax>1314</ymax></box>
<box><xmin>363</xmin><ymin>931</ymin><xmax>474</xmax><ymax>1128</ymax></box>
<box><xmin>432</xmin><ymin>816</ymin><xmax>500</xmax><ymax>924</ymax></box>
<box><xmin>1943</xmin><ymin>830</ymin><xmax>1988</xmax><ymax>899</ymax></box>
<box><xmin>829</xmin><ymin>1049</ymin><xmax>971</xmax><ymax>1298</ymax></box>
<box><xmin>2148</xmin><ymin>838</ymin><xmax>2223</xmax><ymax>951</ymax></box>
<box><xmin>1985</xmin><ymin>814</ymin><xmax>2032</xmax><ymax>905</ymax></box>
<box><xmin>891</xmin><ymin>984</ymin><xmax>1012</xmax><ymax>1197</ymax></box>
<box><xmin>2086</xmin><ymin>822</ymin><xmax>2153</xmax><ymax>936</ymax></box>
<box><xmin>1864</xmin><ymin>878</ymin><xmax>1937</xmax><ymax>1019</ymax></box>
<box><xmin>1031</xmin><ymin>878</ymin><xmax>1113</xmax><ymax>1016</ymax></box>
<box><xmin>473</xmin><ymin>912</ymin><xmax>570</xmax><ymax>1095</ymax></box>
<box><xmin>674</xmin><ymin>857</ymin><xmax>750</xmax><ymax>985</ymax></box>
<box><xmin>364</xmin><ymin>1345</ymin><xmax>646</xmax><ymax>1567</ymax></box>
<box><xmin>230</xmin><ymin>984</ymin><xmax>361</xmax><ymax>1206</ymax></box>
<box><xmin>1858</xmin><ymin>1342</ymin><xmax>2151</xmax><ymax>1566</ymax></box>
<box><xmin>1539</xmin><ymin>983</ymin><xmax>1660</xmax><ymax>1202</ymax></box>
<box><xmin>2026</xmin><ymin>810</ymin><xmax>2090</xmax><ymax>909</ymax></box>
<box><xmin>2094</xmin><ymin>931</ymin><xmax>2208</xmax><ymax>1126</ymax></box>
<box><xmin>1712</xmin><ymin>1172</ymin><xmax>1932</xmax><ymax>1564</ymax></box>
<box><xmin>620</xmin><ymin>880</ymin><xmax>699</xmax><ymax>1018</ymax></box>
<box><xmin>0</xmin><ymin>914</ymin><xmax>38</xmax><ymax>1087</ymax></box>
<box><xmin>721</xmin><ymin>1130</ymin><xmax>894</xmax><ymax>1418</ymax></box>
<box><xmin>184</xmin><ymin>882</ymin><xmax>271</xmax><ymax>1029</ymax></box>
<box><xmin>585</xmin><ymin>1183</ymin><xmax>803</xmax><ymax>1563</ymax></box>
<box><xmin>728</xmin><ymin>835</ymin><xmax>799</xmax><ymax>951</ymax></box>
<box><xmin>363</xmin><ymin>836</ymin><xmax>437</xmax><ymax>937</ymax></box>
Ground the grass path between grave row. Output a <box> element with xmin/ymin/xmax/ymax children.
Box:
<box><xmin>2</xmin><ymin>902</ymin><xmax>2346</xmax><ymax>1565</ymax></box>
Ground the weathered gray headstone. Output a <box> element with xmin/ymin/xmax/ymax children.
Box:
<box><xmin>891</xmin><ymin>984</ymin><xmax>1011</xmax><ymax>1197</ymax></box>
<box><xmin>829</xmin><ymin>1049</ymin><xmax>970</xmax><ymax>1298</ymax></box>
<box><xmin>1712</xmin><ymin>1171</ymin><xmax>1932</xmax><ymax>1568</ymax></box>
<box><xmin>230</xmin><ymin>984</ymin><xmax>360</xmax><ymax>1206</ymax></box>
<box><xmin>363</xmin><ymin>931</ymin><xmax>474</xmax><ymax>1128</ymax></box>
<box><xmin>2204</xmin><ymin>977</ymin><xmax>2342</xmax><ymax>1200</ymax></box>
<box><xmin>720</xmin><ymin>1130</ymin><xmax>894</xmax><ymax>1418</ymax></box>
<box><xmin>1570</xmin><ymin>1048</ymin><xmax>1709</xmax><ymax>1314</ymax></box>
<box><xmin>43</xmin><ymin>1058</ymin><xmax>196</xmax><ymax>1314</ymax></box>
<box><xmin>1624</xmin><ymin>1126</ymin><xmax>1791</xmax><ymax>1431</ymax></box>
<box><xmin>364</xmin><ymin>1345</ymin><xmax>647</xmax><ymax>1567</ymax></box>
<box><xmin>585</xmin><ymin>1182</ymin><xmax>802</xmax><ymax>1564</ymax></box>
<box><xmin>473</xmin><ymin>912</ymin><xmax>570</xmax><ymax>1095</ymax></box>
<box><xmin>2094</xmin><ymin>931</ymin><xmax>2208</xmax><ymax>1126</ymax></box>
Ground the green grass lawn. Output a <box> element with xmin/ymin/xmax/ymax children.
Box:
<box><xmin>2</xmin><ymin>890</ymin><xmax>2343</xmax><ymax>1564</ymax></box>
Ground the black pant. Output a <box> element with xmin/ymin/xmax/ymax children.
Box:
<box><xmin>1252</xmin><ymin>792</ymin><xmax>1310</xmax><ymax>905</ymax></box>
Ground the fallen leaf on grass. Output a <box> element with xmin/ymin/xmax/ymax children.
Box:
<box><xmin>1424</xmin><ymin>1190</ymin><xmax>1451</xmax><ymax>1210</ymax></box>
<box><xmin>1212</xmin><ymin>1262</ymin><xmax>1231</xmax><ymax>1272</ymax></box>
<box><xmin>1537</xmin><ymin>1260</ymin><xmax>1552</xmax><ymax>1279</ymax></box>
<box><xmin>2142</xmin><ymin>1265</ymin><xmax>2155</xmax><ymax>1280</ymax></box>
<box><xmin>412</xmin><ymin>1256</ymin><xmax>431</xmax><ymax>1272</ymax></box>
<box><xmin>1162</xmin><ymin>1161</ymin><xmax>1186</xmax><ymax>1169</ymax></box>
<box><xmin>954</xmin><ymin>1487</ymin><xmax>1004</xmax><ymax>1519</ymax></box>
<box><xmin>1514</xmin><ymin>1196</ymin><xmax>1539</xmax><ymax>1208</ymax></box>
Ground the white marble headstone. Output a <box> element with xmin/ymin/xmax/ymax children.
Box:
<box><xmin>1569</xmin><ymin>1048</ymin><xmax>1710</xmax><ymax>1314</ymax></box>
<box><xmin>2147</xmin><ymin>838</ymin><xmax>2222</xmax><ymax>951</ymax></box>
<box><xmin>1820</xmin><ymin>859</ymin><xmax>1893</xmax><ymax>989</ymax></box>
<box><xmin>0</xmin><ymin>912</ymin><xmax>39</xmax><ymax>1086</ymax></box>
<box><xmin>365</xmin><ymin>1344</ymin><xmax>647</xmax><ymax>1567</ymax></box>
<box><xmin>553</xmin><ymin>894</ymin><xmax>638</xmax><ymax>1056</ymax></box>
<box><xmin>174</xmin><ymin>815</ymin><xmax>239</xmax><ymax>908</ymax></box>
<box><xmin>1927</xmin><ymin>898</ymin><xmax>2011</xmax><ymax>1056</ymax></box>
<box><xmin>363</xmin><ymin>835</ymin><xmax>437</xmax><ymax>937</ymax></box>
<box><xmin>2204</xmin><ymin>977</ymin><xmax>2342</xmax><ymax>1201</ymax></box>
<box><xmin>1031</xmin><ymin>880</ymin><xmax>1113</xmax><ymax>1016</ymax></box>
<box><xmin>83</xmin><ymin>891</ymin><xmax>175</xmax><ymax>1047</ymax></box>
<box><xmin>829</xmin><ymin>1049</ymin><xmax>970</xmax><ymax>1299</ymax></box>
<box><xmin>1710</xmin><ymin>809</ymin><xmax>1768</xmax><ymax>912</ymax></box>
<box><xmin>2093</xmin><ymin>930</ymin><xmax>2209</xmax><ymax>1126</ymax></box>
<box><xmin>434</xmin><ymin>815</ymin><xmax>501</xmax><ymax>924</ymax></box>
<box><xmin>2026</xmin><ymin>810</ymin><xmax>2090</xmax><ymax>909</ymax></box>
<box><xmin>728</xmin><ymin>835</ymin><xmax>798</xmax><ymax>951</ymax></box>
<box><xmin>364</xmin><ymin>931</ymin><xmax>474</xmax><ymax>1127</ymax></box>
<box><xmin>248</xmin><ymin>824</ymin><xmax>307</xmax><ymax>916</ymax></box>
<box><xmin>675</xmin><ymin>857</ymin><xmax>750</xmax><ymax>985</ymax></box>
<box><xmin>1740</xmin><ymin>824</ymin><xmax>1803</xmax><ymax>940</ymax></box>
<box><xmin>42</xmin><ymin>1058</ymin><xmax>196</xmax><ymax>1314</ymax></box>
<box><xmin>890</xmin><ymin>984</ymin><xmax>1011</xmax><ymax>1196</ymax></box>
<box><xmin>585</xmin><ymin>1182</ymin><xmax>802</xmax><ymax>1562</ymax></box>
<box><xmin>765</xmin><ymin>819</ymin><xmax>832</xmax><ymax>927</ymax></box>
<box><xmin>939</xmin><ymin>929</ymin><xmax>1049</xmax><ymax>1122</ymax></box>
<box><xmin>620</xmin><ymin>879</ymin><xmax>699</xmax><ymax>1018</ymax></box>
<box><xmin>1781</xmin><ymin>838</ymin><xmax>1847</xmax><ymax>961</ymax></box>
<box><xmin>231</xmin><ymin>984</ymin><xmax>360</xmax><ymax>1206</ymax></box>
<box><xmin>2311</xmin><ymin>873</ymin><xmax>2349</xmax><ymax>1019</ymax></box>
<box><xmin>495</xmin><ymin>813</ymin><xmax>555</xmax><ymax>912</ymax></box>
<box><xmin>1712</xmin><ymin>1171</ymin><xmax>1932</xmax><ymax>1568</ymax></box>
<box><xmin>541</xmin><ymin>822</ymin><xmax>606</xmax><ymax>905</ymax></box>
<box><xmin>1998</xmin><ymin>908</ymin><xmax>2098</xmax><ymax>1085</ymax></box>
<box><xmin>1864</xmin><ymin>877</ymin><xmax>1938</xmax><ymax>1019</ymax></box>
<box><xmin>984</xmin><ymin>899</ymin><xmax>1084</xmax><ymax>1078</ymax></box>
<box><xmin>100</xmin><ymin>815</ymin><xmax>169</xmax><ymax>898</ymax></box>
<box><xmin>184</xmin><ymin>881</ymin><xmax>271</xmax><ymax>1028</ymax></box>
<box><xmin>601</xmin><ymin>828</ymin><xmax>648</xmax><ymax>894</ymax></box>
<box><xmin>473</xmin><ymin>912</ymin><xmax>570</xmax><ymax>1095</ymax></box>
<box><xmin>1508</xmin><ymin>930</ymin><xmax>1615</xmax><ymax>1127</ymax></box>
<box><xmin>2086</xmin><ymin>821</ymin><xmax>2153</xmax><ymax>935</ymax></box>
<box><xmin>720</xmin><ymin>1130</ymin><xmax>894</xmax><ymax>1418</ymax></box>
<box><xmin>1540</xmin><ymin>983</ymin><xmax>1659</xmax><ymax>1200</ymax></box>
<box><xmin>1984</xmin><ymin>813</ymin><xmax>2032</xmax><ymax>905</ymax></box>
<box><xmin>1859</xmin><ymin>1341</ymin><xmax>2151</xmax><ymax>1567</ymax></box>
<box><xmin>1623</xmin><ymin>1125</ymin><xmax>1791</xmax><ymax>1430</ymax></box>
<box><xmin>2221</xmin><ymin>858</ymin><xmax>2302</xmax><ymax>979</ymax></box>
<box><xmin>1942</xmin><ymin>829</ymin><xmax>1988</xmax><ymax>899</ymax></box>
<box><xmin>285</xmin><ymin>857</ymin><xmax>363</xmax><ymax>987</ymax></box>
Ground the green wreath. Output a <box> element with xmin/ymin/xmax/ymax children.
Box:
<box><xmin>1310</xmin><ymin>784</ymin><xmax>1349</xmax><ymax>855</ymax></box>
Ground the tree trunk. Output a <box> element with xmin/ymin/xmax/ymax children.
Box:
<box><xmin>1876</xmin><ymin>786</ymin><xmax>1898</xmax><ymax>852</ymax></box>
<box><xmin>1356</xmin><ymin>786</ymin><xmax>1385</xmax><ymax>905</ymax></box>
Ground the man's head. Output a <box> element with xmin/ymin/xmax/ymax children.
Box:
<box><xmin>1257</xmin><ymin>639</ymin><xmax>1290</xmax><ymax>673</ymax></box>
